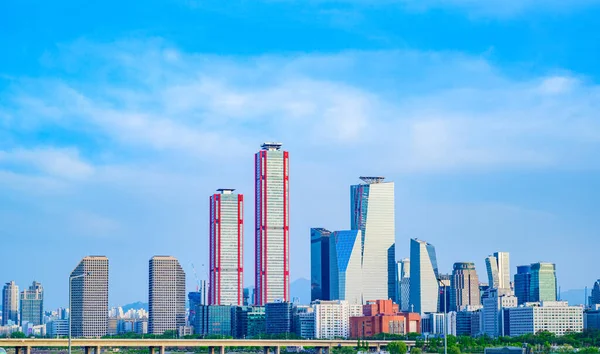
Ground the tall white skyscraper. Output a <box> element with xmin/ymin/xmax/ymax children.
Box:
<box><xmin>486</xmin><ymin>252</ymin><xmax>510</xmax><ymax>290</ymax></box>
<box><xmin>149</xmin><ymin>256</ymin><xmax>186</xmax><ymax>335</ymax></box>
<box><xmin>350</xmin><ymin>177</ymin><xmax>395</xmax><ymax>301</ymax></box>
<box><xmin>2</xmin><ymin>281</ymin><xmax>19</xmax><ymax>326</ymax></box>
<box><xmin>70</xmin><ymin>256</ymin><xmax>109</xmax><ymax>338</ymax></box>
<box><xmin>329</xmin><ymin>230</ymin><xmax>363</xmax><ymax>304</ymax></box>
<box><xmin>255</xmin><ymin>142</ymin><xmax>290</xmax><ymax>305</ymax></box>
<box><xmin>409</xmin><ymin>239</ymin><xmax>439</xmax><ymax>314</ymax></box>
<box><xmin>209</xmin><ymin>189</ymin><xmax>244</xmax><ymax>306</ymax></box>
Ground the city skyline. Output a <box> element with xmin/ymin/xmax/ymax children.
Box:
<box><xmin>2</xmin><ymin>0</ymin><xmax>600</xmax><ymax>310</ymax></box>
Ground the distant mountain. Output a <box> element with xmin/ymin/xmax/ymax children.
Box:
<box><xmin>560</xmin><ymin>289</ymin><xmax>587</xmax><ymax>306</ymax></box>
<box><xmin>122</xmin><ymin>301</ymin><xmax>148</xmax><ymax>312</ymax></box>
<box><xmin>291</xmin><ymin>278</ymin><xmax>311</xmax><ymax>305</ymax></box>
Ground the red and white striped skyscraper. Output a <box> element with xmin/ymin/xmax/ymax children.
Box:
<box><xmin>255</xmin><ymin>142</ymin><xmax>290</xmax><ymax>305</ymax></box>
<box><xmin>209</xmin><ymin>189</ymin><xmax>244</xmax><ymax>306</ymax></box>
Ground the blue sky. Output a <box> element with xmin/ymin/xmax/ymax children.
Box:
<box><xmin>1</xmin><ymin>0</ymin><xmax>600</xmax><ymax>309</ymax></box>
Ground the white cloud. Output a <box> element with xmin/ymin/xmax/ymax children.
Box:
<box><xmin>0</xmin><ymin>147</ymin><xmax>94</xmax><ymax>179</ymax></box>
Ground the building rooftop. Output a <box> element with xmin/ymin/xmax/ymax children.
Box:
<box><xmin>261</xmin><ymin>142</ymin><xmax>283</xmax><ymax>151</ymax></box>
<box><xmin>359</xmin><ymin>176</ymin><xmax>385</xmax><ymax>184</ymax></box>
<box><xmin>217</xmin><ymin>188</ymin><xmax>236</xmax><ymax>194</ymax></box>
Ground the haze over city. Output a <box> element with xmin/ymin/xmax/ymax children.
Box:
<box><xmin>1</xmin><ymin>0</ymin><xmax>600</xmax><ymax>310</ymax></box>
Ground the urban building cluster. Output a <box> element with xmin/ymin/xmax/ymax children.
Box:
<box><xmin>2</xmin><ymin>142</ymin><xmax>600</xmax><ymax>340</ymax></box>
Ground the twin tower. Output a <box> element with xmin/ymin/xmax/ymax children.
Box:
<box><xmin>209</xmin><ymin>142</ymin><xmax>289</xmax><ymax>306</ymax></box>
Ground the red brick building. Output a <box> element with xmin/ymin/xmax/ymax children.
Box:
<box><xmin>350</xmin><ymin>300</ymin><xmax>421</xmax><ymax>338</ymax></box>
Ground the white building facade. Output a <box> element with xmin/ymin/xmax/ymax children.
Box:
<box><xmin>312</xmin><ymin>300</ymin><xmax>362</xmax><ymax>339</ymax></box>
<box><xmin>509</xmin><ymin>301</ymin><xmax>583</xmax><ymax>337</ymax></box>
<box><xmin>255</xmin><ymin>143</ymin><xmax>290</xmax><ymax>305</ymax></box>
<box><xmin>350</xmin><ymin>177</ymin><xmax>395</xmax><ymax>301</ymax></box>
<box><xmin>485</xmin><ymin>252</ymin><xmax>510</xmax><ymax>290</ymax></box>
<box><xmin>209</xmin><ymin>189</ymin><xmax>244</xmax><ymax>306</ymax></box>
<box><xmin>329</xmin><ymin>230</ymin><xmax>363</xmax><ymax>304</ymax></box>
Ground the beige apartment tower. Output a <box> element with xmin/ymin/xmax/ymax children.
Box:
<box><xmin>149</xmin><ymin>256</ymin><xmax>186</xmax><ymax>335</ymax></box>
<box><xmin>70</xmin><ymin>256</ymin><xmax>109</xmax><ymax>338</ymax></box>
<box><xmin>450</xmin><ymin>262</ymin><xmax>481</xmax><ymax>311</ymax></box>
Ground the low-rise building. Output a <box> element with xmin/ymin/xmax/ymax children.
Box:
<box><xmin>508</xmin><ymin>301</ymin><xmax>583</xmax><ymax>337</ymax></box>
<box><xmin>233</xmin><ymin>306</ymin><xmax>265</xmax><ymax>339</ymax></box>
<box><xmin>46</xmin><ymin>320</ymin><xmax>68</xmax><ymax>338</ymax></box>
<box><xmin>421</xmin><ymin>313</ymin><xmax>445</xmax><ymax>336</ymax></box>
<box><xmin>266</xmin><ymin>302</ymin><xmax>294</xmax><ymax>335</ymax></box>
<box><xmin>313</xmin><ymin>300</ymin><xmax>362</xmax><ymax>339</ymax></box>
<box><xmin>584</xmin><ymin>305</ymin><xmax>600</xmax><ymax>331</ymax></box>
<box><xmin>349</xmin><ymin>299</ymin><xmax>420</xmax><ymax>338</ymax></box>
<box><xmin>293</xmin><ymin>306</ymin><xmax>315</xmax><ymax>339</ymax></box>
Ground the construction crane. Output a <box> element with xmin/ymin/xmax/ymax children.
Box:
<box><xmin>191</xmin><ymin>263</ymin><xmax>200</xmax><ymax>292</ymax></box>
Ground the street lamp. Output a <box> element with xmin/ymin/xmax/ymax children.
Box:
<box><xmin>436</xmin><ymin>278</ymin><xmax>447</xmax><ymax>354</ymax></box>
<box><xmin>69</xmin><ymin>272</ymin><xmax>92</xmax><ymax>354</ymax></box>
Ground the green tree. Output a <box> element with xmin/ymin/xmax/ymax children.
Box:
<box><xmin>10</xmin><ymin>332</ymin><xmax>26</xmax><ymax>338</ymax></box>
<box><xmin>410</xmin><ymin>348</ymin><xmax>422</xmax><ymax>354</ymax></box>
<box><xmin>388</xmin><ymin>341</ymin><xmax>408</xmax><ymax>354</ymax></box>
<box><xmin>447</xmin><ymin>346</ymin><xmax>461</xmax><ymax>354</ymax></box>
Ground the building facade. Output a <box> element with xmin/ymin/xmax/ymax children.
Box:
<box><xmin>265</xmin><ymin>301</ymin><xmax>294</xmax><ymax>335</ymax></box>
<box><xmin>482</xmin><ymin>288</ymin><xmax>517</xmax><ymax>337</ymax></box>
<box><xmin>233</xmin><ymin>306</ymin><xmax>266</xmax><ymax>338</ymax></box>
<box><xmin>70</xmin><ymin>256</ymin><xmax>109</xmax><ymax>338</ymax></box>
<box><xmin>529</xmin><ymin>262</ymin><xmax>557</xmax><ymax>302</ymax></box>
<box><xmin>350</xmin><ymin>177</ymin><xmax>395</xmax><ymax>302</ymax></box>
<box><xmin>255</xmin><ymin>142</ymin><xmax>290</xmax><ymax>305</ymax></box>
<box><xmin>2</xmin><ymin>281</ymin><xmax>19</xmax><ymax>326</ymax></box>
<box><xmin>210</xmin><ymin>189</ymin><xmax>244</xmax><ymax>306</ymax></box>
<box><xmin>450</xmin><ymin>262</ymin><xmax>481</xmax><ymax>311</ymax></box>
<box><xmin>509</xmin><ymin>301</ymin><xmax>583</xmax><ymax>337</ymax></box>
<box><xmin>329</xmin><ymin>230</ymin><xmax>363</xmax><ymax>304</ymax></box>
<box><xmin>148</xmin><ymin>256</ymin><xmax>186</xmax><ymax>335</ymax></box>
<box><xmin>590</xmin><ymin>280</ymin><xmax>600</xmax><ymax>306</ymax></box>
<box><xmin>20</xmin><ymin>281</ymin><xmax>43</xmax><ymax>326</ymax></box>
<box><xmin>485</xmin><ymin>252</ymin><xmax>510</xmax><ymax>290</ymax></box>
<box><xmin>311</xmin><ymin>228</ymin><xmax>332</xmax><ymax>302</ymax></box>
<box><xmin>313</xmin><ymin>300</ymin><xmax>362</xmax><ymax>339</ymax></box>
<box><xmin>193</xmin><ymin>305</ymin><xmax>234</xmax><ymax>337</ymax></box>
<box><xmin>514</xmin><ymin>265</ymin><xmax>532</xmax><ymax>305</ymax></box>
<box><xmin>293</xmin><ymin>306</ymin><xmax>315</xmax><ymax>339</ymax></box>
<box><xmin>398</xmin><ymin>259</ymin><xmax>411</xmax><ymax>312</ymax></box>
<box><xmin>409</xmin><ymin>239</ymin><xmax>439</xmax><ymax>314</ymax></box>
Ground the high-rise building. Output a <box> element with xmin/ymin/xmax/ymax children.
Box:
<box><xmin>482</xmin><ymin>288</ymin><xmax>517</xmax><ymax>337</ymax></box>
<box><xmin>20</xmin><ymin>281</ymin><xmax>43</xmax><ymax>326</ymax></box>
<box><xmin>529</xmin><ymin>262</ymin><xmax>557</xmax><ymax>302</ymax></box>
<box><xmin>350</xmin><ymin>177</ymin><xmax>395</xmax><ymax>301</ymax></box>
<box><xmin>397</xmin><ymin>259</ymin><xmax>411</xmax><ymax>312</ymax></box>
<box><xmin>2</xmin><ymin>281</ymin><xmax>19</xmax><ymax>326</ymax></box>
<box><xmin>255</xmin><ymin>142</ymin><xmax>290</xmax><ymax>306</ymax></box>
<box><xmin>209</xmin><ymin>189</ymin><xmax>244</xmax><ymax>306</ymax></box>
<box><xmin>514</xmin><ymin>265</ymin><xmax>532</xmax><ymax>305</ymax></box>
<box><xmin>509</xmin><ymin>301</ymin><xmax>583</xmax><ymax>337</ymax></box>
<box><xmin>450</xmin><ymin>262</ymin><xmax>481</xmax><ymax>311</ymax></box>
<box><xmin>311</xmin><ymin>228</ymin><xmax>332</xmax><ymax>302</ymax></box>
<box><xmin>438</xmin><ymin>274</ymin><xmax>451</xmax><ymax>313</ymax></box>
<box><xmin>485</xmin><ymin>252</ymin><xmax>510</xmax><ymax>290</ymax></box>
<box><xmin>329</xmin><ymin>230</ymin><xmax>363</xmax><ymax>304</ymax></box>
<box><xmin>590</xmin><ymin>280</ymin><xmax>600</xmax><ymax>306</ymax></box>
<box><xmin>70</xmin><ymin>256</ymin><xmax>109</xmax><ymax>338</ymax></box>
<box><xmin>409</xmin><ymin>239</ymin><xmax>439</xmax><ymax>314</ymax></box>
<box><xmin>148</xmin><ymin>256</ymin><xmax>186</xmax><ymax>335</ymax></box>
<box><xmin>188</xmin><ymin>292</ymin><xmax>202</xmax><ymax>331</ymax></box>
